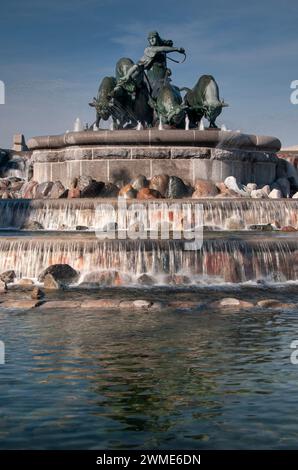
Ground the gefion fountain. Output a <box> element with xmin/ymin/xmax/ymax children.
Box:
<box><xmin>0</xmin><ymin>30</ymin><xmax>297</xmax><ymax>293</ymax></box>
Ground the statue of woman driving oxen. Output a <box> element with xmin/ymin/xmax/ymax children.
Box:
<box><xmin>89</xmin><ymin>31</ymin><xmax>227</xmax><ymax>129</ymax></box>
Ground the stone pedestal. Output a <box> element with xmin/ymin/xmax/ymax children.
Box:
<box><xmin>28</xmin><ymin>129</ymin><xmax>281</xmax><ymax>187</ymax></box>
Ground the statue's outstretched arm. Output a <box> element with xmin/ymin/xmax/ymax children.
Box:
<box><xmin>153</xmin><ymin>46</ymin><xmax>185</xmax><ymax>54</ymax></box>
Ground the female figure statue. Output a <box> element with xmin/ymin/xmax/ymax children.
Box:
<box><xmin>116</xmin><ymin>31</ymin><xmax>185</xmax><ymax>98</ymax></box>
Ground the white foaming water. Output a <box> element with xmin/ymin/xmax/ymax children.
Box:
<box><xmin>185</xmin><ymin>115</ymin><xmax>190</xmax><ymax>130</ymax></box>
<box><xmin>199</xmin><ymin>119</ymin><xmax>205</xmax><ymax>131</ymax></box>
<box><xmin>1</xmin><ymin>199</ymin><xmax>298</xmax><ymax>232</ymax></box>
<box><xmin>73</xmin><ymin>118</ymin><xmax>83</xmax><ymax>132</ymax></box>
<box><xmin>0</xmin><ymin>237</ymin><xmax>297</xmax><ymax>285</ymax></box>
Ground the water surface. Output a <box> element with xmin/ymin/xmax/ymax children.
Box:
<box><xmin>1</xmin><ymin>286</ymin><xmax>298</xmax><ymax>449</ymax></box>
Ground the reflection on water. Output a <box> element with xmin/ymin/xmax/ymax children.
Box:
<box><xmin>1</xmin><ymin>287</ymin><xmax>298</xmax><ymax>449</ymax></box>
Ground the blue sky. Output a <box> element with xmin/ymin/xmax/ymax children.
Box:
<box><xmin>0</xmin><ymin>0</ymin><xmax>298</xmax><ymax>148</ymax></box>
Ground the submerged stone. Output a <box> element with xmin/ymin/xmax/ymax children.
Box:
<box><xmin>0</xmin><ymin>300</ymin><xmax>41</xmax><ymax>309</ymax></box>
<box><xmin>31</xmin><ymin>287</ymin><xmax>45</xmax><ymax>299</ymax></box>
<box><xmin>210</xmin><ymin>298</ymin><xmax>254</xmax><ymax>308</ymax></box>
<box><xmin>257</xmin><ymin>299</ymin><xmax>296</xmax><ymax>309</ymax></box>
<box><xmin>21</xmin><ymin>220</ymin><xmax>44</xmax><ymax>230</ymax></box>
<box><xmin>84</xmin><ymin>299</ymin><xmax>120</xmax><ymax>309</ymax></box>
<box><xmin>137</xmin><ymin>274</ymin><xmax>155</xmax><ymax>285</ymax></box>
<box><xmin>0</xmin><ymin>270</ymin><xmax>16</xmax><ymax>284</ymax></box>
<box><xmin>0</xmin><ymin>279</ymin><xmax>7</xmax><ymax>292</ymax></box>
<box><xmin>133</xmin><ymin>299</ymin><xmax>153</xmax><ymax>309</ymax></box>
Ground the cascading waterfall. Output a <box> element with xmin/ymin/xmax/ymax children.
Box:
<box><xmin>0</xmin><ymin>198</ymin><xmax>298</xmax><ymax>231</ymax></box>
<box><xmin>0</xmin><ymin>236</ymin><xmax>297</xmax><ymax>284</ymax></box>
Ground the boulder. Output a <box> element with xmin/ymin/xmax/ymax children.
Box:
<box><xmin>268</xmin><ymin>189</ymin><xmax>282</xmax><ymax>199</ymax></box>
<box><xmin>35</xmin><ymin>181</ymin><xmax>54</xmax><ymax>199</ymax></box>
<box><xmin>215</xmin><ymin>190</ymin><xmax>239</xmax><ymax>198</ymax></box>
<box><xmin>257</xmin><ymin>299</ymin><xmax>296</xmax><ymax>309</ymax></box>
<box><xmin>165</xmin><ymin>176</ymin><xmax>189</xmax><ymax>198</ymax></box>
<box><xmin>49</xmin><ymin>181</ymin><xmax>66</xmax><ymax>199</ymax></box>
<box><xmin>43</xmin><ymin>273</ymin><xmax>63</xmax><ymax>290</ymax></box>
<box><xmin>21</xmin><ymin>220</ymin><xmax>44</xmax><ymax>230</ymax></box>
<box><xmin>280</xmin><ymin>225</ymin><xmax>297</xmax><ymax>232</ymax></box>
<box><xmin>21</xmin><ymin>180</ymin><xmax>38</xmax><ymax>199</ymax></box>
<box><xmin>149</xmin><ymin>174</ymin><xmax>169</xmax><ymax>197</ymax></box>
<box><xmin>38</xmin><ymin>264</ymin><xmax>78</xmax><ymax>285</ymax></box>
<box><xmin>250</xmin><ymin>189</ymin><xmax>268</xmax><ymax>199</ymax></box>
<box><xmin>215</xmin><ymin>182</ymin><xmax>239</xmax><ymax>197</ymax></box>
<box><xmin>31</xmin><ymin>287</ymin><xmax>44</xmax><ymax>299</ymax></box>
<box><xmin>68</xmin><ymin>187</ymin><xmax>81</xmax><ymax>198</ymax></box>
<box><xmin>224</xmin><ymin>176</ymin><xmax>247</xmax><ymax>196</ymax></box>
<box><xmin>84</xmin><ymin>299</ymin><xmax>120</xmax><ymax>309</ymax></box>
<box><xmin>77</xmin><ymin>175</ymin><xmax>93</xmax><ymax>191</ymax></box>
<box><xmin>1</xmin><ymin>191</ymin><xmax>12</xmax><ymax>199</ymax></box>
<box><xmin>39</xmin><ymin>301</ymin><xmax>81</xmax><ymax>309</ymax></box>
<box><xmin>292</xmin><ymin>192</ymin><xmax>298</xmax><ymax>199</ymax></box>
<box><xmin>119</xmin><ymin>184</ymin><xmax>137</xmax><ymax>199</ymax></box>
<box><xmin>137</xmin><ymin>274</ymin><xmax>155</xmax><ymax>285</ymax></box>
<box><xmin>0</xmin><ymin>179</ymin><xmax>9</xmax><ymax>190</ymax></box>
<box><xmin>137</xmin><ymin>188</ymin><xmax>161</xmax><ymax>199</ymax></box>
<box><xmin>80</xmin><ymin>181</ymin><xmax>104</xmax><ymax>198</ymax></box>
<box><xmin>10</xmin><ymin>181</ymin><xmax>24</xmax><ymax>191</ymax></box>
<box><xmin>119</xmin><ymin>300</ymin><xmax>135</xmax><ymax>309</ymax></box>
<box><xmin>210</xmin><ymin>298</ymin><xmax>254</xmax><ymax>309</ymax></box>
<box><xmin>248</xmin><ymin>223</ymin><xmax>274</xmax><ymax>231</ymax></box>
<box><xmin>168</xmin><ymin>301</ymin><xmax>201</xmax><ymax>309</ymax></box>
<box><xmin>81</xmin><ymin>270</ymin><xmax>129</xmax><ymax>286</ymax></box>
<box><xmin>0</xmin><ymin>279</ymin><xmax>7</xmax><ymax>292</ymax></box>
<box><xmin>131</xmin><ymin>175</ymin><xmax>149</xmax><ymax>191</ymax></box>
<box><xmin>133</xmin><ymin>299</ymin><xmax>153</xmax><ymax>309</ymax></box>
<box><xmin>0</xmin><ymin>300</ymin><xmax>41</xmax><ymax>309</ymax></box>
<box><xmin>165</xmin><ymin>274</ymin><xmax>191</xmax><ymax>285</ymax></box>
<box><xmin>261</xmin><ymin>185</ymin><xmax>271</xmax><ymax>196</ymax></box>
<box><xmin>100</xmin><ymin>183</ymin><xmax>119</xmax><ymax>197</ymax></box>
<box><xmin>245</xmin><ymin>183</ymin><xmax>257</xmax><ymax>193</ymax></box>
<box><xmin>0</xmin><ymin>270</ymin><xmax>16</xmax><ymax>284</ymax></box>
<box><xmin>192</xmin><ymin>179</ymin><xmax>219</xmax><ymax>198</ymax></box>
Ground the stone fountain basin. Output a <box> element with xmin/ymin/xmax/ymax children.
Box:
<box><xmin>27</xmin><ymin>129</ymin><xmax>281</xmax><ymax>186</ymax></box>
<box><xmin>27</xmin><ymin>129</ymin><xmax>281</xmax><ymax>151</ymax></box>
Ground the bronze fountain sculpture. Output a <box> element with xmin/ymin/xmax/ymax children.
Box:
<box><xmin>89</xmin><ymin>31</ymin><xmax>227</xmax><ymax>129</ymax></box>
